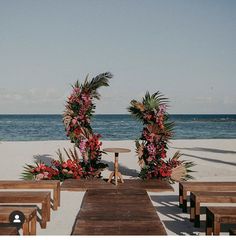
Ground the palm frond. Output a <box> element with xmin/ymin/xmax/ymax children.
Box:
<box><xmin>56</xmin><ymin>149</ymin><xmax>64</xmax><ymax>163</ymax></box>
<box><xmin>21</xmin><ymin>164</ymin><xmax>36</xmax><ymax>180</ymax></box>
<box><xmin>142</xmin><ymin>91</ymin><xmax>168</xmax><ymax>111</ymax></box>
<box><xmin>69</xmin><ymin>148</ymin><xmax>77</xmax><ymax>161</ymax></box>
<box><xmin>128</xmin><ymin>100</ymin><xmax>144</xmax><ymax>122</ymax></box>
<box><xmin>83</xmin><ymin>72</ymin><xmax>113</xmax><ymax>99</ymax></box>
<box><xmin>63</xmin><ymin>148</ymin><xmax>71</xmax><ymax>160</ymax></box>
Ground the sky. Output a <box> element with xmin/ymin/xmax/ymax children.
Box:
<box><xmin>0</xmin><ymin>0</ymin><xmax>235</xmax><ymax>114</ymax></box>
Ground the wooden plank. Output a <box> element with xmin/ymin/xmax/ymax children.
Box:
<box><xmin>0</xmin><ymin>206</ymin><xmax>37</xmax><ymax>235</ymax></box>
<box><xmin>71</xmin><ymin>189</ymin><xmax>167</xmax><ymax>235</ymax></box>
<box><xmin>0</xmin><ymin>225</ymin><xmax>19</xmax><ymax>235</ymax></box>
<box><xmin>72</xmin><ymin>220</ymin><xmax>165</xmax><ymax>235</ymax></box>
<box><xmin>0</xmin><ymin>191</ymin><xmax>51</xmax><ymax>229</ymax></box>
<box><xmin>206</xmin><ymin>207</ymin><xmax>236</xmax><ymax>235</ymax></box>
<box><xmin>61</xmin><ymin>179</ymin><xmax>173</xmax><ymax>192</ymax></box>
<box><xmin>179</xmin><ymin>182</ymin><xmax>236</xmax><ymax>213</ymax></box>
<box><xmin>0</xmin><ymin>180</ymin><xmax>60</xmax><ymax>210</ymax></box>
<box><xmin>190</xmin><ymin>191</ymin><xmax>236</xmax><ymax>228</ymax></box>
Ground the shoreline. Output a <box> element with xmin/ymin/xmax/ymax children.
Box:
<box><xmin>0</xmin><ymin>139</ymin><xmax>235</xmax><ymax>235</ymax></box>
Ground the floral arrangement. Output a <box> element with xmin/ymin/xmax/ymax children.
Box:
<box><xmin>62</xmin><ymin>72</ymin><xmax>113</xmax><ymax>176</ymax></box>
<box><xmin>128</xmin><ymin>91</ymin><xmax>195</xmax><ymax>182</ymax></box>
<box><xmin>21</xmin><ymin>148</ymin><xmax>101</xmax><ymax>181</ymax></box>
<box><xmin>22</xmin><ymin>72</ymin><xmax>112</xmax><ymax>180</ymax></box>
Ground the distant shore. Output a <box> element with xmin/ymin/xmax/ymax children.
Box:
<box><xmin>0</xmin><ymin>139</ymin><xmax>235</xmax><ymax>235</ymax></box>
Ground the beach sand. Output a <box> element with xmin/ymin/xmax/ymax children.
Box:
<box><xmin>0</xmin><ymin>139</ymin><xmax>236</xmax><ymax>235</ymax></box>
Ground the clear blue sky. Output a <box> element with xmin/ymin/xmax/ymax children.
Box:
<box><xmin>0</xmin><ymin>0</ymin><xmax>235</xmax><ymax>114</ymax></box>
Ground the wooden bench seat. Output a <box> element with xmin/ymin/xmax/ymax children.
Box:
<box><xmin>206</xmin><ymin>207</ymin><xmax>236</xmax><ymax>235</ymax></box>
<box><xmin>0</xmin><ymin>206</ymin><xmax>37</xmax><ymax>235</ymax></box>
<box><xmin>179</xmin><ymin>182</ymin><xmax>236</xmax><ymax>213</ymax></box>
<box><xmin>0</xmin><ymin>191</ymin><xmax>51</xmax><ymax>229</ymax></box>
<box><xmin>0</xmin><ymin>180</ymin><xmax>60</xmax><ymax>210</ymax></box>
<box><xmin>190</xmin><ymin>191</ymin><xmax>236</xmax><ymax>227</ymax></box>
<box><xmin>0</xmin><ymin>224</ymin><xmax>19</xmax><ymax>235</ymax></box>
<box><xmin>71</xmin><ymin>189</ymin><xmax>167</xmax><ymax>235</ymax></box>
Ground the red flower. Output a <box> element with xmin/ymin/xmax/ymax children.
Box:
<box><xmin>161</xmin><ymin>151</ymin><xmax>166</xmax><ymax>159</ymax></box>
<box><xmin>159</xmin><ymin>164</ymin><xmax>171</xmax><ymax>177</ymax></box>
<box><xmin>73</xmin><ymin>127</ymin><xmax>82</xmax><ymax>137</ymax></box>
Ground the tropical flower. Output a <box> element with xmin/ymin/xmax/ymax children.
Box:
<box><xmin>128</xmin><ymin>91</ymin><xmax>195</xmax><ymax>182</ymax></box>
<box><xmin>22</xmin><ymin>73</ymin><xmax>112</xmax><ymax>181</ymax></box>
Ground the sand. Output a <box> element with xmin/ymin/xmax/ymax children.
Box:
<box><xmin>0</xmin><ymin>139</ymin><xmax>236</xmax><ymax>235</ymax></box>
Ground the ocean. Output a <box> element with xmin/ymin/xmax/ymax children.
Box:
<box><xmin>0</xmin><ymin>114</ymin><xmax>236</xmax><ymax>141</ymax></box>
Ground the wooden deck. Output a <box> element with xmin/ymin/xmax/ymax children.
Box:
<box><xmin>61</xmin><ymin>178</ymin><xmax>174</xmax><ymax>192</ymax></box>
<box><xmin>71</xmin><ymin>189</ymin><xmax>167</xmax><ymax>235</ymax></box>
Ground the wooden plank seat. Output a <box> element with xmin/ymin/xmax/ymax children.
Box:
<box><xmin>229</xmin><ymin>228</ymin><xmax>236</xmax><ymax>235</ymax></box>
<box><xmin>71</xmin><ymin>189</ymin><xmax>167</xmax><ymax>235</ymax></box>
<box><xmin>190</xmin><ymin>191</ymin><xmax>236</xmax><ymax>227</ymax></box>
<box><xmin>0</xmin><ymin>191</ymin><xmax>51</xmax><ymax>229</ymax></box>
<box><xmin>61</xmin><ymin>178</ymin><xmax>174</xmax><ymax>192</ymax></box>
<box><xmin>0</xmin><ymin>180</ymin><xmax>60</xmax><ymax>210</ymax></box>
<box><xmin>0</xmin><ymin>206</ymin><xmax>37</xmax><ymax>235</ymax></box>
<box><xmin>179</xmin><ymin>182</ymin><xmax>236</xmax><ymax>213</ymax></box>
<box><xmin>205</xmin><ymin>207</ymin><xmax>236</xmax><ymax>235</ymax></box>
<box><xmin>0</xmin><ymin>224</ymin><xmax>19</xmax><ymax>235</ymax></box>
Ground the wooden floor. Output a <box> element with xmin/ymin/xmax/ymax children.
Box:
<box><xmin>71</xmin><ymin>189</ymin><xmax>167</xmax><ymax>235</ymax></box>
<box><xmin>61</xmin><ymin>178</ymin><xmax>174</xmax><ymax>192</ymax></box>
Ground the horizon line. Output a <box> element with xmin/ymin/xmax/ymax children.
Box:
<box><xmin>0</xmin><ymin>113</ymin><xmax>236</xmax><ymax>115</ymax></box>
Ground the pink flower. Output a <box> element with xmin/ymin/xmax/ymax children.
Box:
<box><xmin>62</xmin><ymin>163</ymin><xmax>68</xmax><ymax>168</ymax></box>
<box><xmin>79</xmin><ymin>140</ymin><xmax>87</xmax><ymax>153</ymax></box>
<box><xmin>158</xmin><ymin>104</ymin><xmax>166</xmax><ymax>114</ymax></box>
<box><xmin>35</xmin><ymin>173</ymin><xmax>44</xmax><ymax>180</ymax></box>
<box><xmin>62</xmin><ymin>169</ymin><xmax>69</xmax><ymax>174</ymax></box>
<box><xmin>72</xmin><ymin>87</ymin><xmax>80</xmax><ymax>95</ymax></box>
<box><xmin>71</xmin><ymin>118</ymin><xmax>78</xmax><ymax>126</ymax></box>
<box><xmin>147</xmin><ymin>143</ymin><xmax>156</xmax><ymax>156</ymax></box>
<box><xmin>43</xmin><ymin>172</ymin><xmax>49</xmax><ymax>179</ymax></box>
<box><xmin>147</xmin><ymin>156</ymin><xmax>154</xmax><ymax>162</ymax></box>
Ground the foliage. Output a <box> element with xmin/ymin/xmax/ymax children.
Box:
<box><xmin>21</xmin><ymin>148</ymin><xmax>108</xmax><ymax>181</ymax></box>
<box><xmin>22</xmin><ymin>72</ymin><xmax>112</xmax><ymax>180</ymax></box>
<box><xmin>62</xmin><ymin>72</ymin><xmax>112</xmax><ymax>176</ymax></box>
<box><xmin>128</xmin><ymin>91</ymin><xmax>195</xmax><ymax>182</ymax></box>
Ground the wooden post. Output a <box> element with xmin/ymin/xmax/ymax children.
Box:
<box><xmin>114</xmin><ymin>153</ymin><xmax>119</xmax><ymax>186</ymax></box>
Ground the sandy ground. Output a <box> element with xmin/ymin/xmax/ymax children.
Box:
<box><xmin>0</xmin><ymin>139</ymin><xmax>236</xmax><ymax>235</ymax></box>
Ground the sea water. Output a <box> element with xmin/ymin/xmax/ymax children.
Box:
<box><xmin>0</xmin><ymin>114</ymin><xmax>236</xmax><ymax>141</ymax></box>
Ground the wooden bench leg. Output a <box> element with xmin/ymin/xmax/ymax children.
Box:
<box><xmin>179</xmin><ymin>184</ymin><xmax>183</xmax><ymax>208</ymax></box>
<box><xmin>182</xmin><ymin>189</ymin><xmax>188</xmax><ymax>213</ymax></box>
<box><xmin>22</xmin><ymin>222</ymin><xmax>30</xmax><ymax>235</ymax></box>
<box><xmin>53</xmin><ymin>187</ymin><xmax>58</xmax><ymax>210</ymax></box>
<box><xmin>46</xmin><ymin>195</ymin><xmax>51</xmax><ymax>221</ymax></box>
<box><xmin>30</xmin><ymin>214</ymin><xmax>37</xmax><ymax>235</ymax></box>
<box><xmin>190</xmin><ymin>193</ymin><xmax>195</xmax><ymax>222</ymax></box>
<box><xmin>205</xmin><ymin>208</ymin><xmax>213</xmax><ymax>235</ymax></box>
<box><xmin>57</xmin><ymin>184</ymin><xmax>61</xmax><ymax>207</ymax></box>
<box><xmin>41</xmin><ymin>201</ymin><xmax>47</xmax><ymax>229</ymax></box>
<box><xmin>194</xmin><ymin>201</ymin><xmax>200</xmax><ymax>228</ymax></box>
<box><xmin>213</xmin><ymin>220</ymin><xmax>220</xmax><ymax>235</ymax></box>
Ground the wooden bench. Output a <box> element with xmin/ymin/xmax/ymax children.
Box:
<box><xmin>206</xmin><ymin>207</ymin><xmax>236</xmax><ymax>235</ymax></box>
<box><xmin>229</xmin><ymin>228</ymin><xmax>236</xmax><ymax>235</ymax></box>
<box><xmin>0</xmin><ymin>224</ymin><xmax>19</xmax><ymax>235</ymax></box>
<box><xmin>190</xmin><ymin>191</ymin><xmax>236</xmax><ymax>227</ymax></box>
<box><xmin>0</xmin><ymin>191</ymin><xmax>51</xmax><ymax>229</ymax></box>
<box><xmin>0</xmin><ymin>206</ymin><xmax>37</xmax><ymax>235</ymax></box>
<box><xmin>71</xmin><ymin>189</ymin><xmax>167</xmax><ymax>235</ymax></box>
<box><xmin>0</xmin><ymin>180</ymin><xmax>60</xmax><ymax>210</ymax></box>
<box><xmin>179</xmin><ymin>182</ymin><xmax>236</xmax><ymax>213</ymax></box>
